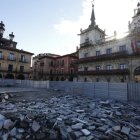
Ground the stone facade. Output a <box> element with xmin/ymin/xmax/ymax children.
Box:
<box><xmin>0</xmin><ymin>21</ymin><xmax>33</xmax><ymax>79</ymax></box>
<box><xmin>77</xmin><ymin>4</ymin><xmax>140</xmax><ymax>82</ymax></box>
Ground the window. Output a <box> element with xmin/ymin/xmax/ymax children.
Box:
<box><xmin>120</xmin><ymin>64</ymin><xmax>126</xmax><ymax>69</ymax></box>
<box><xmin>20</xmin><ymin>66</ymin><xmax>24</xmax><ymax>72</ymax></box>
<box><xmin>0</xmin><ymin>51</ymin><xmax>3</xmax><ymax>59</ymax></box>
<box><xmin>119</xmin><ymin>45</ymin><xmax>126</xmax><ymax>52</ymax></box>
<box><xmin>50</xmin><ymin>69</ymin><xmax>52</xmax><ymax>74</ymax></box>
<box><xmin>56</xmin><ymin>69</ymin><xmax>59</xmax><ymax>74</ymax></box>
<box><xmin>50</xmin><ymin>61</ymin><xmax>53</xmax><ymax>66</ymax></box>
<box><xmin>61</xmin><ymin>68</ymin><xmax>64</xmax><ymax>74</ymax></box>
<box><xmin>8</xmin><ymin>64</ymin><xmax>13</xmax><ymax>72</ymax></box>
<box><xmin>57</xmin><ymin>61</ymin><xmax>59</xmax><ymax>66</ymax></box>
<box><xmin>70</xmin><ymin>68</ymin><xmax>74</xmax><ymax>74</ymax></box>
<box><xmin>20</xmin><ymin>55</ymin><xmax>25</xmax><ymax>62</ymax></box>
<box><xmin>106</xmin><ymin>48</ymin><xmax>112</xmax><ymax>54</ymax></box>
<box><xmin>96</xmin><ymin>66</ymin><xmax>101</xmax><ymax>70</ymax></box>
<box><xmin>106</xmin><ymin>65</ymin><xmax>113</xmax><ymax>70</ymax></box>
<box><xmin>84</xmin><ymin>67</ymin><xmax>88</xmax><ymax>71</ymax></box>
<box><xmin>85</xmin><ymin>38</ymin><xmax>89</xmax><ymax>42</ymax></box>
<box><xmin>9</xmin><ymin>53</ymin><xmax>15</xmax><ymax>60</ymax></box>
<box><xmin>96</xmin><ymin>51</ymin><xmax>100</xmax><ymax>56</ymax></box>
<box><xmin>61</xmin><ymin>60</ymin><xmax>64</xmax><ymax>66</ymax></box>
<box><xmin>84</xmin><ymin>53</ymin><xmax>88</xmax><ymax>58</ymax></box>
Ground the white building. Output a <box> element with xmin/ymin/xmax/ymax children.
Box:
<box><xmin>77</xmin><ymin>3</ymin><xmax>140</xmax><ymax>82</ymax></box>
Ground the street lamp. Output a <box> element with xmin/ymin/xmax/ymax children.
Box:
<box><xmin>9</xmin><ymin>32</ymin><xmax>14</xmax><ymax>41</ymax></box>
<box><xmin>0</xmin><ymin>21</ymin><xmax>5</xmax><ymax>39</ymax></box>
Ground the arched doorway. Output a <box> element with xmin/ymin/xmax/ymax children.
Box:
<box><xmin>56</xmin><ymin>77</ymin><xmax>59</xmax><ymax>81</ymax></box>
<box><xmin>69</xmin><ymin>76</ymin><xmax>73</xmax><ymax>81</ymax></box>
<box><xmin>49</xmin><ymin>77</ymin><xmax>53</xmax><ymax>81</ymax></box>
<box><xmin>61</xmin><ymin>77</ymin><xmax>65</xmax><ymax>81</ymax></box>
<box><xmin>0</xmin><ymin>73</ymin><xmax>2</xmax><ymax>78</ymax></box>
<box><xmin>17</xmin><ymin>74</ymin><xmax>25</xmax><ymax>80</ymax></box>
<box><xmin>134</xmin><ymin>66</ymin><xmax>140</xmax><ymax>82</ymax></box>
<box><xmin>5</xmin><ymin>73</ymin><xmax>14</xmax><ymax>79</ymax></box>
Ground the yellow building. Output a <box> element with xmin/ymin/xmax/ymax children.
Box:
<box><xmin>0</xmin><ymin>21</ymin><xmax>33</xmax><ymax>79</ymax></box>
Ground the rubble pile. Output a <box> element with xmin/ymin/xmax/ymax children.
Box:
<box><xmin>0</xmin><ymin>93</ymin><xmax>14</xmax><ymax>103</ymax></box>
<box><xmin>0</xmin><ymin>94</ymin><xmax>140</xmax><ymax>140</ymax></box>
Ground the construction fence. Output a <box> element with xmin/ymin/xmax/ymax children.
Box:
<box><xmin>0</xmin><ymin>79</ymin><xmax>140</xmax><ymax>102</ymax></box>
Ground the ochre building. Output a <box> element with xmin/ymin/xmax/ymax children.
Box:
<box><xmin>0</xmin><ymin>21</ymin><xmax>33</xmax><ymax>79</ymax></box>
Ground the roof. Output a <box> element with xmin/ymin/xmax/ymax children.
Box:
<box><xmin>35</xmin><ymin>52</ymin><xmax>78</xmax><ymax>60</ymax></box>
<box><xmin>0</xmin><ymin>46</ymin><xmax>34</xmax><ymax>55</ymax></box>
<box><xmin>78</xmin><ymin>25</ymin><xmax>105</xmax><ymax>35</ymax></box>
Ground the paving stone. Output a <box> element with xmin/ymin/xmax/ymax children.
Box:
<box><xmin>10</xmin><ymin>127</ymin><xmax>17</xmax><ymax>136</ymax></box>
<box><xmin>4</xmin><ymin>119</ymin><xmax>14</xmax><ymax>129</ymax></box>
<box><xmin>97</xmin><ymin>125</ymin><xmax>109</xmax><ymax>132</ymax></box>
<box><xmin>121</xmin><ymin>126</ymin><xmax>130</xmax><ymax>135</ymax></box>
<box><xmin>74</xmin><ymin>131</ymin><xmax>83</xmax><ymax>138</ymax></box>
<box><xmin>113</xmin><ymin>125</ymin><xmax>121</xmax><ymax>132</ymax></box>
<box><xmin>0</xmin><ymin>90</ymin><xmax>139</xmax><ymax>139</ymax></box>
<box><xmin>71</xmin><ymin>123</ymin><xmax>83</xmax><ymax>130</ymax></box>
<box><xmin>81</xmin><ymin>129</ymin><xmax>91</xmax><ymax>136</ymax></box>
<box><xmin>32</xmin><ymin>121</ymin><xmax>40</xmax><ymax>132</ymax></box>
<box><xmin>88</xmin><ymin>125</ymin><xmax>96</xmax><ymax>131</ymax></box>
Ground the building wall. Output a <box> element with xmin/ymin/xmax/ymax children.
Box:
<box><xmin>78</xmin><ymin>4</ymin><xmax>140</xmax><ymax>83</ymax></box>
<box><xmin>32</xmin><ymin>54</ymin><xmax>78</xmax><ymax>81</ymax></box>
<box><xmin>0</xmin><ymin>48</ymin><xmax>32</xmax><ymax>79</ymax></box>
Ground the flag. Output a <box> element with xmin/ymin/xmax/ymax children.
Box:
<box><xmin>136</xmin><ymin>40</ymin><xmax>140</xmax><ymax>52</ymax></box>
<box><xmin>136</xmin><ymin>41</ymin><xmax>140</xmax><ymax>48</ymax></box>
<box><xmin>131</xmin><ymin>40</ymin><xmax>136</xmax><ymax>52</ymax></box>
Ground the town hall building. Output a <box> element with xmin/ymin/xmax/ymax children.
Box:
<box><xmin>77</xmin><ymin>3</ymin><xmax>140</xmax><ymax>82</ymax></box>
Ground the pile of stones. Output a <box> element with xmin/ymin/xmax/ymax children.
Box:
<box><xmin>0</xmin><ymin>93</ymin><xmax>14</xmax><ymax>103</ymax></box>
<box><xmin>0</xmin><ymin>94</ymin><xmax>140</xmax><ymax>140</ymax></box>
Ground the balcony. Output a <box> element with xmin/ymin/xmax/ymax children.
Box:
<box><xmin>39</xmin><ymin>72</ymin><xmax>77</xmax><ymax>77</ymax></box>
<box><xmin>19</xmin><ymin>58</ymin><xmax>28</xmax><ymax>63</ymax></box>
<box><xmin>78</xmin><ymin>69</ymin><xmax>130</xmax><ymax>75</ymax></box>
<box><xmin>80</xmin><ymin>41</ymin><xmax>92</xmax><ymax>48</ymax></box>
<box><xmin>7</xmin><ymin>56</ymin><xmax>16</xmax><ymax>61</ymax></box>
<box><xmin>77</xmin><ymin>51</ymin><xmax>128</xmax><ymax>64</ymax></box>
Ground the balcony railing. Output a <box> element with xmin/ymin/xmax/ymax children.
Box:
<box><xmin>78</xmin><ymin>69</ymin><xmax>130</xmax><ymax>75</ymax></box>
<box><xmin>77</xmin><ymin>51</ymin><xmax>128</xmax><ymax>63</ymax></box>
<box><xmin>38</xmin><ymin>72</ymin><xmax>77</xmax><ymax>77</ymax></box>
<box><xmin>7</xmin><ymin>56</ymin><xmax>16</xmax><ymax>61</ymax></box>
<box><xmin>80</xmin><ymin>41</ymin><xmax>92</xmax><ymax>48</ymax></box>
<box><xmin>19</xmin><ymin>58</ymin><xmax>28</xmax><ymax>63</ymax></box>
<box><xmin>0</xmin><ymin>69</ymin><xmax>30</xmax><ymax>74</ymax></box>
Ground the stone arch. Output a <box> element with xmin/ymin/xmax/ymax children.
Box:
<box><xmin>49</xmin><ymin>77</ymin><xmax>53</xmax><ymax>81</ymax></box>
<box><xmin>0</xmin><ymin>73</ymin><xmax>2</xmax><ymax>78</ymax></box>
<box><xmin>56</xmin><ymin>77</ymin><xmax>59</xmax><ymax>81</ymax></box>
<box><xmin>61</xmin><ymin>77</ymin><xmax>65</xmax><ymax>81</ymax></box>
<box><xmin>17</xmin><ymin>74</ymin><xmax>25</xmax><ymax>80</ymax></box>
<box><xmin>5</xmin><ymin>73</ymin><xmax>14</xmax><ymax>79</ymax></box>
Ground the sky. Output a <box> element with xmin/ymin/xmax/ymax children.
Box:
<box><xmin>0</xmin><ymin>0</ymin><xmax>138</xmax><ymax>56</ymax></box>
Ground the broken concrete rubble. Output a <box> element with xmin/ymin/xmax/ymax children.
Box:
<box><xmin>0</xmin><ymin>91</ymin><xmax>139</xmax><ymax>140</ymax></box>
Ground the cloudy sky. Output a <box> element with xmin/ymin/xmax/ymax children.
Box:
<box><xmin>0</xmin><ymin>0</ymin><xmax>138</xmax><ymax>56</ymax></box>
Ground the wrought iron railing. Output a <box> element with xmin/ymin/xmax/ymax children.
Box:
<box><xmin>78</xmin><ymin>69</ymin><xmax>130</xmax><ymax>75</ymax></box>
